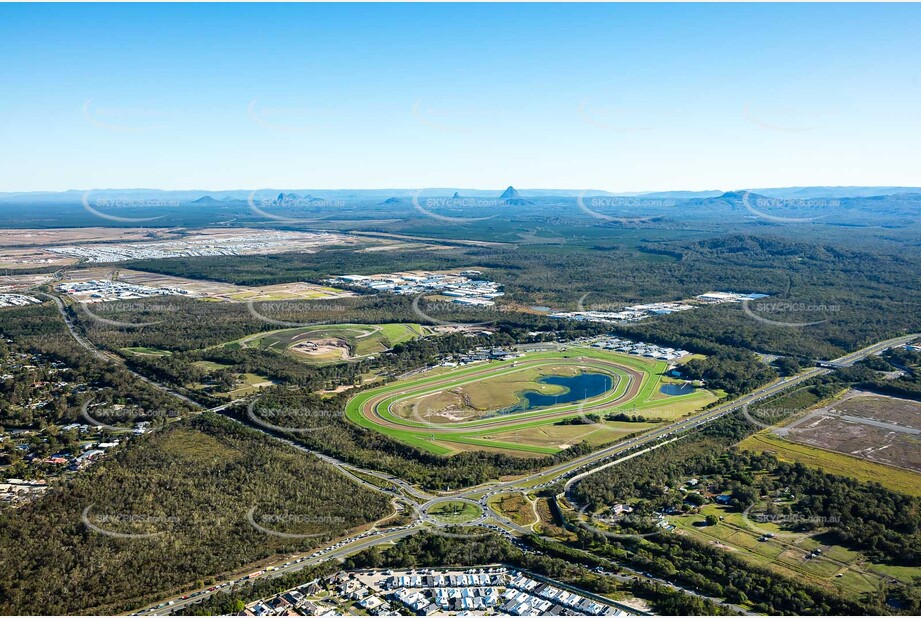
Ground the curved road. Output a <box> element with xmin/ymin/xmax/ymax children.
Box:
<box><xmin>47</xmin><ymin>304</ymin><xmax>914</xmax><ymax>614</ymax></box>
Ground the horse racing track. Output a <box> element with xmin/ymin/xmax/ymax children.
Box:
<box><xmin>345</xmin><ymin>346</ymin><xmax>718</xmax><ymax>456</ymax></box>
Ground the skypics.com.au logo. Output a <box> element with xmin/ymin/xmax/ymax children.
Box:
<box><xmin>411</xmin><ymin>190</ymin><xmax>498</xmax><ymax>224</ymax></box>
<box><xmin>246</xmin><ymin>398</ymin><xmax>340</xmax><ymax>435</ymax></box>
<box><xmin>246</xmin><ymin>508</ymin><xmax>344</xmax><ymax>539</ymax></box>
<box><xmin>245</xmin><ymin>299</ymin><xmax>346</xmax><ymax>328</ymax></box>
<box><xmin>82</xmin><ymin>505</ymin><xmax>179</xmax><ymax>539</ymax></box>
<box><xmin>741</xmin><ymin>297</ymin><xmax>840</xmax><ymax>328</ymax></box>
<box><xmin>77</xmin><ymin>298</ymin><xmax>182</xmax><ymax>329</ymax></box>
<box><xmin>81</xmin><ymin>190</ymin><xmax>176</xmax><ymax>223</ymax></box>
<box><xmin>411</xmin><ymin>294</ymin><xmax>506</xmax><ymax>327</ymax></box>
<box><xmin>741</xmin><ymin>192</ymin><xmax>837</xmax><ymax>224</ymax></box>
<box><xmin>247</xmin><ymin>191</ymin><xmax>343</xmax><ymax>224</ymax></box>
<box><xmin>576</xmin><ymin>191</ymin><xmax>675</xmax><ymax>222</ymax></box>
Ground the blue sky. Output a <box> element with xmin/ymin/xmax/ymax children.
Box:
<box><xmin>1</xmin><ymin>3</ymin><xmax>919</xmax><ymax>192</ymax></box>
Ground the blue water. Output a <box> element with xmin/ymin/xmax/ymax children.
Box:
<box><xmin>660</xmin><ymin>383</ymin><xmax>696</xmax><ymax>396</ymax></box>
<box><xmin>498</xmin><ymin>372</ymin><xmax>613</xmax><ymax>415</ymax></box>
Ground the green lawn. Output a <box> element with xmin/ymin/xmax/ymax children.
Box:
<box><xmin>345</xmin><ymin>346</ymin><xmax>719</xmax><ymax>456</ymax></box>
<box><xmin>426</xmin><ymin>501</ymin><xmax>482</xmax><ymax>524</ymax></box>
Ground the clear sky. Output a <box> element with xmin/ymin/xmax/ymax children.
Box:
<box><xmin>2</xmin><ymin>3</ymin><xmax>919</xmax><ymax>193</ymax></box>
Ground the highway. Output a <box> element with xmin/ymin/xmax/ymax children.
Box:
<box><xmin>47</xmin><ymin>302</ymin><xmax>912</xmax><ymax>615</ymax></box>
<box><xmin>140</xmin><ymin>527</ymin><xmax>421</xmax><ymax>616</ymax></box>
<box><xmin>45</xmin><ymin>292</ymin><xmax>204</xmax><ymax>409</ymax></box>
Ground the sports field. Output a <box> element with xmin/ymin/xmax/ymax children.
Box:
<box><xmin>345</xmin><ymin>346</ymin><xmax>719</xmax><ymax>456</ymax></box>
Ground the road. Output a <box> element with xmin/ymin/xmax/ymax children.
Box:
<box><xmin>49</xmin><ymin>304</ymin><xmax>913</xmax><ymax>614</ymax></box>
<box><xmin>141</xmin><ymin>527</ymin><xmax>421</xmax><ymax>616</ymax></box>
<box><xmin>44</xmin><ymin>292</ymin><xmax>203</xmax><ymax>408</ymax></box>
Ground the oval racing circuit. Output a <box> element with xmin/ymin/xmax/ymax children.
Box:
<box><xmin>344</xmin><ymin>348</ymin><xmax>671</xmax><ymax>455</ymax></box>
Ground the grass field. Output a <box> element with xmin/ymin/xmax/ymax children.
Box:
<box><xmin>426</xmin><ymin>501</ymin><xmax>482</xmax><ymax>524</ymax></box>
<box><xmin>739</xmin><ymin>432</ymin><xmax>921</xmax><ymax>497</ymax></box>
<box><xmin>345</xmin><ymin>346</ymin><xmax>719</xmax><ymax>456</ymax></box>
<box><xmin>189</xmin><ymin>361</ymin><xmax>276</xmax><ymax>399</ymax></box>
<box><xmin>488</xmin><ymin>493</ymin><xmax>538</xmax><ymax>527</ymax></box>
<box><xmin>121</xmin><ymin>346</ymin><xmax>172</xmax><ymax>356</ymax></box>
<box><xmin>670</xmin><ymin>502</ymin><xmax>920</xmax><ymax>598</ymax></box>
<box><xmin>231</xmin><ymin>323</ymin><xmax>427</xmax><ymax>364</ymax></box>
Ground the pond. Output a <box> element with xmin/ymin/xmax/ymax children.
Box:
<box><xmin>498</xmin><ymin>372</ymin><xmax>613</xmax><ymax>414</ymax></box>
<box><xmin>660</xmin><ymin>382</ymin><xmax>697</xmax><ymax>396</ymax></box>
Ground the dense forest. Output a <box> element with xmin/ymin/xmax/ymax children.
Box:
<box><xmin>0</xmin><ymin>414</ymin><xmax>390</xmax><ymax>615</ymax></box>
<box><xmin>121</xmin><ymin>233</ymin><xmax>921</xmax><ymax>359</ymax></box>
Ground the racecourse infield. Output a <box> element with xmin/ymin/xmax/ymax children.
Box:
<box><xmin>345</xmin><ymin>347</ymin><xmax>717</xmax><ymax>456</ymax></box>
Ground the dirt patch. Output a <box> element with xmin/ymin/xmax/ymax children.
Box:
<box><xmin>783</xmin><ymin>415</ymin><xmax>921</xmax><ymax>473</ymax></box>
<box><xmin>830</xmin><ymin>390</ymin><xmax>921</xmax><ymax>429</ymax></box>
<box><xmin>289</xmin><ymin>337</ymin><xmax>350</xmax><ymax>360</ymax></box>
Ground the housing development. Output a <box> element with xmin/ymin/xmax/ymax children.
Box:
<box><xmin>551</xmin><ymin>292</ymin><xmax>768</xmax><ymax>324</ymax></box>
<box><xmin>198</xmin><ymin>567</ymin><xmax>635</xmax><ymax>617</ymax></box>
<box><xmin>328</xmin><ymin>271</ymin><xmax>504</xmax><ymax>306</ymax></box>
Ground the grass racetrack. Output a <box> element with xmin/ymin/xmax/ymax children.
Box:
<box><xmin>346</xmin><ymin>346</ymin><xmax>718</xmax><ymax>456</ymax></box>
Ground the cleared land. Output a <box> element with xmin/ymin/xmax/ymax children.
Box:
<box><xmin>813</xmin><ymin>389</ymin><xmax>921</xmax><ymax>427</ymax></box>
<box><xmin>0</xmin><ymin>227</ymin><xmax>189</xmax><ymax>247</ymax></box>
<box><xmin>768</xmin><ymin>390</ymin><xmax>921</xmax><ymax>473</ymax></box>
<box><xmin>670</xmin><ymin>503</ymin><xmax>918</xmax><ymax>599</ymax></box>
<box><xmin>56</xmin><ymin>267</ymin><xmax>353</xmax><ymax>303</ymax></box>
<box><xmin>346</xmin><ymin>346</ymin><xmax>719</xmax><ymax>456</ymax></box>
<box><xmin>236</xmin><ymin>323</ymin><xmax>427</xmax><ymax>363</ymax></box>
<box><xmin>190</xmin><ymin>361</ymin><xmax>277</xmax><ymax>399</ymax></box>
<box><xmin>739</xmin><ymin>432</ymin><xmax>921</xmax><ymax>497</ymax></box>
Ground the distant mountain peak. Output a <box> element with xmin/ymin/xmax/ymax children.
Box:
<box><xmin>452</xmin><ymin>192</ymin><xmax>461</xmax><ymax>199</ymax></box>
<box><xmin>276</xmin><ymin>192</ymin><xmax>305</xmax><ymax>202</ymax></box>
<box><xmin>499</xmin><ymin>185</ymin><xmax>531</xmax><ymax>205</ymax></box>
<box><xmin>380</xmin><ymin>197</ymin><xmax>402</xmax><ymax>205</ymax></box>
<box><xmin>192</xmin><ymin>195</ymin><xmax>221</xmax><ymax>203</ymax></box>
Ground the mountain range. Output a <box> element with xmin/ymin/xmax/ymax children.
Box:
<box><xmin>4</xmin><ymin>186</ymin><xmax>921</xmax><ymax>204</ymax></box>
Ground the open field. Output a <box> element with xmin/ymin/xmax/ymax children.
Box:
<box><xmin>781</xmin><ymin>416</ymin><xmax>920</xmax><ymax>473</ymax></box>
<box><xmin>669</xmin><ymin>503</ymin><xmax>920</xmax><ymax>599</ymax></box>
<box><xmin>739</xmin><ymin>432</ymin><xmax>921</xmax><ymax>497</ymax></box>
<box><xmin>188</xmin><ymin>361</ymin><xmax>277</xmax><ymax>399</ymax></box>
<box><xmin>122</xmin><ymin>346</ymin><xmax>173</xmax><ymax>357</ymax></box>
<box><xmin>0</xmin><ymin>227</ymin><xmax>371</xmax><ymax>269</ymax></box>
<box><xmin>769</xmin><ymin>389</ymin><xmax>921</xmax><ymax>473</ymax></box>
<box><xmin>0</xmin><ymin>227</ymin><xmax>188</xmax><ymax>247</ymax></box>
<box><xmin>0</xmin><ymin>246</ymin><xmax>77</xmax><ymax>269</ymax></box>
<box><xmin>55</xmin><ymin>267</ymin><xmax>353</xmax><ymax>303</ymax></box>
<box><xmin>488</xmin><ymin>493</ymin><xmax>538</xmax><ymax>527</ymax></box>
<box><xmin>0</xmin><ymin>272</ymin><xmax>59</xmax><ymax>291</ymax></box>
<box><xmin>345</xmin><ymin>346</ymin><xmax>719</xmax><ymax>456</ymax></box>
<box><xmin>42</xmin><ymin>228</ymin><xmax>366</xmax><ymax>263</ymax></box>
<box><xmin>235</xmin><ymin>323</ymin><xmax>427</xmax><ymax>363</ymax></box>
<box><xmin>0</xmin><ymin>228</ymin><xmax>188</xmax><ymax>270</ymax></box>
<box><xmin>814</xmin><ymin>389</ymin><xmax>921</xmax><ymax>428</ymax></box>
<box><xmin>426</xmin><ymin>500</ymin><xmax>482</xmax><ymax>524</ymax></box>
